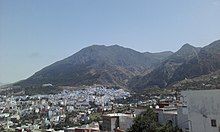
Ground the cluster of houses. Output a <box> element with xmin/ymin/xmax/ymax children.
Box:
<box><xmin>0</xmin><ymin>86</ymin><xmax>130</xmax><ymax>131</ymax></box>
<box><xmin>67</xmin><ymin>89</ymin><xmax>220</xmax><ymax>132</ymax></box>
<box><xmin>156</xmin><ymin>89</ymin><xmax>220</xmax><ymax>132</ymax></box>
<box><xmin>0</xmin><ymin>86</ymin><xmax>219</xmax><ymax>132</ymax></box>
<box><xmin>63</xmin><ymin>89</ymin><xmax>220</xmax><ymax>132</ymax></box>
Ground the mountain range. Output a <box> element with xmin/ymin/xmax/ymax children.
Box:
<box><xmin>129</xmin><ymin>40</ymin><xmax>220</xmax><ymax>91</ymax></box>
<box><xmin>128</xmin><ymin>44</ymin><xmax>201</xmax><ymax>89</ymax></box>
<box><xmin>15</xmin><ymin>40</ymin><xmax>220</xmax><ymax>92</ymax></box>
<box><xmin>16</xmin><ymin>45</ymin><xmax>172</xmax><ymax>88</ymax></box>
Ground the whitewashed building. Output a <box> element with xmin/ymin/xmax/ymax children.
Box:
<box><xmin>177</xmin><ymin>105</ymin><xmax>189</xmax><ymax>132</ymax></box>
<box><xmin>181</xmin><ymin>90</ymin><xmax>220</xmax><ymax>132</ymax></box>
<box><xmin>157</xmin><ymin>107</ymin><xmax>178</xmax><ymax>127</ymax></box>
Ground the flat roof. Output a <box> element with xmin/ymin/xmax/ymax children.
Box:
<box><xmin>105</xmin><ymin>113</ymin><xmax>133</xmax><ymax>117</ymax></box>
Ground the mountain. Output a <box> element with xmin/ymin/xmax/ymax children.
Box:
<box><xmin>144</xmin><ymin>51</ymin><xmax>173</xmax><ymax>62</ymax></box>
<box><xmin>129</xmin><ymin>40</ymin><xmax>220</xmax><ymax>91</ymax></box>
<box><xmin>128</xmin><ymin>43</ymin><xmax>201</xmax><ymax>90</ymax></box>
<box><xmin>172</xmin><ymin>70</ymin><xmax>220</xmax><ymax>90</ymax></box>
<box><xmin>14</xmin><ymin>40</ymin><xmax>220</xmax><ymax>92</ymax></box>
<box><xmin>170</xmin><ymin>40</ymin><xmax>220</xmax><ymax>83</ymax></box>
<box><xmin>16</xmin><ymin>45</ymin><xmax>171</xmax><ymax>88</ymax></box>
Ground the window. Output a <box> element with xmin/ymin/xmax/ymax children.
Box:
<box><xmin>211</xmin><ymin>119</ymin><xmax>217</xmax><ymax>127</ymax></box>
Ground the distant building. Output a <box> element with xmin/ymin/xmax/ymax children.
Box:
<box><xmin>101</xmin><ymin>113</ymin><xmax>134</xmax><ymax>132</ymax></box>
<box><xmin>64</xmin><ymin>122</ymin><xmax>99</xmax><ymax>132</ymax></box>
<box><xmin>132</xmin><ymin>107</ymin><xmax>146</xmax><ymax>116</ymax></box>
<box><xmin>42</xmin><ymin>83</ymin><xmax>53</xmax><ymax>87</ymax></box>
<box><xmin>177</xmin><ymin>105</ymin><xmax>189</xmax><ymax>132</ymax></box>
<box><xmin>156</xmin><ymin>107</ymin><xmax>178</xmax><ymax>127</ymax></box>
<box><xmin>181</xmin><ymin>90</ymin><xmax>220</xmax><ymax>132</ymax></box>
<box><xmin>75</xmin><ymin>128</ymin><xmax>99</xmax><ymax>132</ymax></box>
<box><xmin>65</xmin><ymin>128</ymin><xmax>99</xmax><ymax>132</ymax></box>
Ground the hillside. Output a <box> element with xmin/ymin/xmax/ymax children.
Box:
<box><xmin>172</xmin><ymin>70</ymin><xmax>220</xmax><ymax>90</ymax></box>
<box><xmin>144</xmin><ymin>51</ymin><xmax>173</xmax><ymax>62</ymax></box>
<box><xmin>15</xmin><ymin>45</ymin><xmax>171</xmax><ymax>88</ymax></box>
<box><xmin>14</xmin><ymin>40</ymin><xmax>220</xmax><ymax>92</ymax></box>
<box><xmin>129</xmin><ymin>40</ymin><xmax>220</xmax><ymax>91</ymax></box>
<box><xmin>128</xmin><ymin>44</ymin><xmax>201</xmax><ymax>90</ymax></box>
<box><xmin>170</xmin><ymin>40</ymin><xmax>220</xmax><ymax>83</ymax></box>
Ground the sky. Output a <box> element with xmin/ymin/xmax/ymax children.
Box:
<box><xmin>0</xmin><ymin>0</ymin><xmax>220</xmax><ymax>83</ymax></box>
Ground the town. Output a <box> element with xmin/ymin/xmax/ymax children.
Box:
<box><xmin>1</xmin><ymin>0</ymin><xmax>220</xmax><ymax>131</ymax></box>
<box><xmin>0</xmin><ymin>85</ymin><xmax>219</xmax><ymax>132</ymax></box>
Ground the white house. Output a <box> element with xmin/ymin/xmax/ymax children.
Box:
<box><xmin>157</xmin><ymin>107</ymin><xmax>178</xmax><ymax>127</ymax></box>
<box><xmin>177</xmin><ymin>105</ymin><xmax>189</xmax><ymax>132</ymax></box>
<box><xmin>181</xmin><ymin>90</ymin><xmax>220</xmax><ymax>132</ymax></box>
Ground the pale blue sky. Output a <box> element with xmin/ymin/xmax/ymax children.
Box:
<box><xmin>0</xmin><ymin>0</ymin><xmax>220</xmax><ymax>83</ymax></box>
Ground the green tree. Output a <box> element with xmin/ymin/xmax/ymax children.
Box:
<box><xmin>128</xmin><ymin>107</ymin><xmax>158</xmax><ymax>132</ymax></box>
<box><xmin>156</xmin><ymin>122</ymin><xmax>173</xmax><ymax>132</ymax></box>
<box><xmin>128</xmin><ymin>107</ymin><xmax>175</xmax><ymax>132</ymax></box>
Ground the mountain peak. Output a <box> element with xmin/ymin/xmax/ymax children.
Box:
<box><xmin>83</xmin><ymin>44</ymin><xmax>126</xmax><ymax>52</ymax></box>
<box><xmin>17</xmin><ymin>44</ymin><xmax>162</xmax><ymax>87</ymax></box>
<box><xmin>173</xmin><ymin>43</ymin><xmax>200</xmax><ymax>59</ymax></box>
<box><xmin>202</xmin><ymin>39</ymin><xmax>220</xmax><ymax>53</ymax></box>
<box><xmin>110</xmin><ymin>44</ymin><xmax>121</xmax><ymax>47</ymax></box>
<box><xmin>180</xmin><ymin>43</ymin><xmax>195</xmax><ymax>50</ymax></box>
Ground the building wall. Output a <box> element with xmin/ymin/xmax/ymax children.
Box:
<box><xmin>177</xmin><ymin>106</ymin><xmax>189</xmax><ymax>132</ymax></box>
<box><xmin>102</xmin><ymin>116</ymin><xmax>118</xmax><ymax>132</ymax></box>
<box><xmin>119</xmin><ymin>116</ymin><xmax>133</xmax><ymax>131</ymax></box>
<box><xmin>133</xmin><ymin>108</ymin><xmax>145</xmax><ymax>116</ymax></box>
<box><xmin>102</xmin><ymin>115</ymin><xmax>133</xmax><ymax>132</ymax></box>
<box><xmin>182</xmin><ymin>90</ymin><xmax>220</xmax><ymax>132</ymax></box>
<box><xmin>102</xmin><ymin>116</ymin><xmax>111</xmax><ymax>131</ymax></box>
<box><xmin>110</xmin><ymin>117</ymin><xmax>119</xmax><ymax>132</ymax></box>
<box><xmin>158</xmin><ymin>111</ymin><xmax>177</xmax><ymax>127</ymax></box>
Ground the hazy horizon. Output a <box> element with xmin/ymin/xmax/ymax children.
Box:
<box><xmin>1</xmin><ymin>0</ymin><xmax>220</xmax><ymax>83</ymax></box>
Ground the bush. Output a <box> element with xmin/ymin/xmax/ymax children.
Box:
<box><xmin>128</xmin><ymin>107</ymin><xmax>174</xmax><ymax>132</ymax></box>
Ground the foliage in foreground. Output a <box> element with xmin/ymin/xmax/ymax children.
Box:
<box><xmin>128</xmin><ymin>107</ymin><xmax>177</xmax><ymax>132</ymax></box>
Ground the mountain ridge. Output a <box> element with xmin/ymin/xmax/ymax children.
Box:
<box><xmin>128</xmin><ymin>43</ymin><xmax>201</xmax><ymax>90</ymax></box>
<box><xmin>16</xmin><ymin>44</ymin><xmax>172</xmax><ymax>88</ymax></box>
<box><xmin>129</xmin><ymin>40</ymin><xmax>220</xmax><ymax>91</ymax></box>
<box><xmin>14</xmin><ymin>40</ymin><xmax>220</xmax><ymax>93</ymax></box>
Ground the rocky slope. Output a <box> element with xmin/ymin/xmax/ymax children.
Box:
<box><xmin>172</xmin><ymin>70</ymin><xmax>220</xmax><ymax>90</ymax></box>
<box><xmin>170</xmin><ymin>40</ymin><xmax>220</xmax><ymax>83</ymax></box>
<box><xmin>15</xmin><ymin>40</ymin><xmax>220</xmax><ymax>92</ymax></box>
<box><xmin>128</xmin><ymin>44</ymin><xmax>201</xmax><ymax>90</ymax></box>
<box><xmin>16</xmin><ymin>45</ymin><xmax>171</xmax><ymax>88</ymax></box>
<box><xmin>129</xmin><ymin>40</ymin><xmax>220</xmax><ymax>91</ymax></box>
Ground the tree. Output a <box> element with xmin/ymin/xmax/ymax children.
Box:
<box><xmin>128</xmin><ymin>107</ymin><xmax>174</xmax><ymax>132</ymax></box>
<box><xmin>128</xmin><ymin>107</ymin><xmax>158</xmax><ymax>132</ymax></box>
